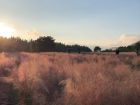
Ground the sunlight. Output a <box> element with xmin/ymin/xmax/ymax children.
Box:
<box><xmin>0</xmin><ymin>23</ymin><xmax>15</xmax><ymax>38</ymax></box>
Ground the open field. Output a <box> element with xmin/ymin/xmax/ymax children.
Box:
<box><xmin>0</xmin><ymin>52</ymin><xmax>140</xmax><ymax>105</ymax></box>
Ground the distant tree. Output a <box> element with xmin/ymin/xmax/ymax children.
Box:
<box><xmin>36</xmin><ymin>36</ymin><xmax>56</xmax><ymax>52</ymax></box>
<box><xmin>30</xmin><ymin>40</ymin><xmax>37</xmax><ymax>52</ymax></box>
<box><xmin>0</xmin><ymin>35</ymin><xmax>92</xmax><ymax>53</ymax></box>
<box><xmin>23</xmin><ymin>39</ymin><xmax>30</xmax><ymax>52</ymax></box>
<box><xmin>126</xmin><ymin>46</ymin><xmax>133</xmax><ymax>52</ymax></box>
<box><xmin>135</xmin><ymin>43</ymin><xmax>140</xmax><ymax>50</ymax></box>
<box><xmin>94</xmin><ymin>46</ymin><xmax>101</xmax><ymax>52</ymax></box>
<box><xmin>55</xmin><ymin>42</ymin><xmax>67</xmax><ymax>52</ymax></box>
<box><xmin>54</xmin><ymin>43</ymin><xmax>92</xmax><ymax>52</ymax></box>
<box><xmin>80</xmin><ymin>46</ymin><xmax>92</xmax><ymax>52</ymax></box>
<box><xmin>118</xmin><ymin>46</ymin><xmax>127</xmax><ymax>52</ymax></box>
<box><xmin>101</xmin><ymin>49</ymin><xmax>113</xmax><ymax>52</ymax></box>
<box><xmin>0</xmin><ymin>36</ymin><xmax>4</xmax><ymax>52</ymax></box>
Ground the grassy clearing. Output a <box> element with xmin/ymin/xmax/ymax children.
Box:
<box><xmin>0</xmin><ymin>52</ymin><xmax>140</xmax><ymax>105</ymax></box>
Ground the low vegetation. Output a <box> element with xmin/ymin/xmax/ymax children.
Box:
<box><xmin>0</xmin><ymin>52</ymin><xmax>140</xmax><ymax>105</ymax></box>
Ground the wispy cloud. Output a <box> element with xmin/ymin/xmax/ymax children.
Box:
<box><xmin>26</xmin><ymin>29</ymin><xmax>46</xmax><ymax>40</ymax></box>
<box><xmin>107</xmin><ymin>34</ymin><xmax>140</xmax><ymax>47</ymax></box>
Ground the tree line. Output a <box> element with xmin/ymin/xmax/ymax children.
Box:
<box><xmin>0</xmin><ymin>36</ymin><xmax>92</xmax><ymax>52</ymax></box>
<box><xmin>102</xmin><ymin>43</ymin><xmax>140</xmax><ymax>52</ymax></box>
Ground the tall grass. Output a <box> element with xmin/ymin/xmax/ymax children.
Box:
<box><xmin>0</xmin><ymin>52</ymin><xmax>140</xmax><ymax>105</ymax></box>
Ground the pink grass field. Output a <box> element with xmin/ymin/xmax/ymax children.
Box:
<box><xmin>0</xmin><ymin>52</ymin><xmax>140</xmax><ymax>105</ymax></box>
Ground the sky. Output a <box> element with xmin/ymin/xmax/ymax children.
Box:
<box><xmin>0</xmin><ymin>0</ymin><xmax>140</xmax><ymax>50</ymax></box>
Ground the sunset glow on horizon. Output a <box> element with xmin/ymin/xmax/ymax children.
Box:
<box><xmin>0</xmin><ymin>23</ymin><xmax>15</xmax><ymax>38</ymax></box>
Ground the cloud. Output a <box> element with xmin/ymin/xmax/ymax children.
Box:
<box><xmin>107</xmin><ymin>34</ymin><xmax>140</xmax><ymax>47</ymax></box>
<box><xmin>102</xmin><ymin>37</ymin><xmax>108</xmax><ymax>40</ymax></box>
<box><xmin>26</xmin><ymin>29</ymin><xmax>46</xmax><ymax>40</ymax></box>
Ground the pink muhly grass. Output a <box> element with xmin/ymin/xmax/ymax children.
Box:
<box><xmin>132</xmin><ymin>57</ymin><xmax>140</xmax><ymax>67</ymax></box>
<box><xmin>1</xmin><ymin>52</ymin><xmax>140</xmax><ymax>105</ymax></box>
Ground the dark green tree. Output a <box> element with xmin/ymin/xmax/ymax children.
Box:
<box><xmin>101</xmin><ymin>49</ymin><xmax>114</xmax><ymax>52</ymax></box>
<box><xmin>36</xmin><ymin>36</ymin><xmax>56</xmax><ymax>52</ymax></box>
<box><xmin>55</xmin><ymin>43</ymin><xmax>92</xmax><ymax>52</ymax></box>
<box><xmin>126</xmin><ymin>46</ymin><xmax>133</xmax><ymax>52</ymax></box>
<box><xmin>55</xmin><ymin>42</ymin><xmax>67</xmax><ymax>52</ymax></box>
<box><xmin>0</xmin><ymin>35</ymin><xmax>92</xmax><ymax>53</ymax></box>
<box><xmin>94</xmin><ymin>46</ymin><xmax>101</xmax><ymax>52</ymax></box>
<box><xmin>118</xmin><ymin>46</ymin><xmax>127</xmax><ymax>52</ymax></box>
<box><xmin>30</xmin><ymin>40</ymin><xmax>37</xmax><ymax>52</ymax></box>
<box><xmin>135</xmin><ymin>43</ymin><xmax>140</xmax><ymax>50</ymax></box>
